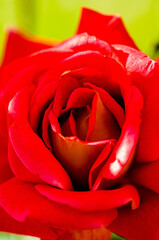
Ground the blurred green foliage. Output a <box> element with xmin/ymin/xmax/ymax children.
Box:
<box><xmin>0</xmin><ymin>0</ymin><xmax>158</xmax><ymax>239</ymax></box>
<box><xmin>0</xmin><ymin>233</ymin><xmax>39</xmax><ymax>240</ymax></box>
<box><xmin>0</xmin><ymin>0</ymin><xmax>159</xmax><ymax>58</ymax></box>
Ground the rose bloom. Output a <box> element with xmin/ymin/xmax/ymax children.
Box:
<box><xmin>0</xmin><ymin>8</ymin><xmax>159</xmax><ymax>240</ymax></box>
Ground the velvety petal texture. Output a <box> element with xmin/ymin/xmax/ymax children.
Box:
<box><xmin>0</xmin><ymin>178</ymin><xmax>117</xmax><ymax>230</ymax></box>
<box><xmin>0</xmin><ymin>7</ymin><xmax>158</xmax><ymax>240</ymax></box>
<box><xmin>109</xmin><ymin>187</ymin><xmax>159</xmax><ymax>240</ymax></box>
<box><xmin>77</xmin><ymin>8</ymin><xmax>138</xmax><ymax>49</ymax></box>
<box><xmin>2</xmin><ymin>30</ymin><xmax>53</xmax><ymax>66</ymax></box>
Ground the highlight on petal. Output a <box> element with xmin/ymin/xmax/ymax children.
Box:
<box><xmin>126</xmin><ymin>56</ymin><xmax>159</xmax><ymax>163</ymax></box>
<box><xmin>57</xmin><ymin>33</ymin><xmax>113</xmax><ymax>57</ymax></box>
<box><xmin>8</xmin><ymin>87</ymin><xmax>73</xmax><ymax>190</ymax></box>
<box><xmin>36</xmin><ymin>184</ymin><xmax>140</xmax><ymax>211</ymax></box>
<box><xmin>92</xmin><ymin>86</ymin><xmax>143</xmax><ymax>190</ymax></box>
<box><xmin>77</xmin><ymin>8</ymin><xmax>138</xmax><ymax>49</ymax></box>
<box><xmin>61</xmin><ymin>50</ymin><xmax>108</xmax><ymax>73</ymax></box>
<box><xmin>113</xmin><ymin>45</ymin><xmax>159</xmax><ymax>163</ymax></box>
<box><xmin>0</xmin><ymin>178</ymin><xmax>117</xmax><ymax>230</ymax></box>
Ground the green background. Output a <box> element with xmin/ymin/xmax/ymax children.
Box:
<box><xmin>0</xmin><ymin>0</ymin><xmax>159</xmax><ymax>239</ymax></box>
<box><xmin>1</xmin><ymin>0</ymin><xmax>159</xmax><ymax>59</ymax></box>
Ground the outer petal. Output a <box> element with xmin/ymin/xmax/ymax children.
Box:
<box><xmin>0</xmin><ymin>178</ymin><xmax>117</xmax><ymax>230</ymax></box>
<box><xmin>57</xmin><ymin>33</ymin><xmax>113</xmax><ymax>57</ymax></box>
<box><xmin>109</xmin><ymin>187</ymin><xmax>159</xmax><ymax>240</ymax></box>
<box><xmin>8</xmin><ymin>141</ymin><xmax>42</xmax><ymax>183</ymax></box>
<box><xmin>0</xmin><ymin>98</ymin><xmax>13</xmax><ymax>184</ymax></box>
<box><xmin>61</xmin><ymin>50</ymin><xmax>129</xmax><ymax>98</ymax></box>
<box><xmin>77</xmin><ymin>8</ymin><xmax>138</xmax><ymax>49</ymax></box>
<box><xmin>0</xmin><ymin>206</ymin><xmax>58</xmax><ymax>240</ymax></box>
<box><xmin>1</xmin><ymin>29</ymin><xmax>53</xmax><ymax>66</ymax></box>
<box><xmin>0</xmin><ymin>48</ymin><xmax>73</xmax><ymax>101</ymax></box>
<box><xmin>130</xmin><ymin>159</ymin><xmax>159</xmax><ymax>194</ymax></box>
<box><xmin>36</xmin><ymin>184</ymin><xmax>139</xmax><ymax>211</ymax></box>
<box><xmin>8</xmin><ymin>87</ymin><xmax>73</xmax><ymax>190</ymax></box>
<box><xmin>92</xmin><ymin>86</ymin><xmax>143</xmax><ymax>190</ymax></box>
<box><xmin>113</xmin><ymin>44</ymin><xmax>159</xmax><ymax>163</ymax></box>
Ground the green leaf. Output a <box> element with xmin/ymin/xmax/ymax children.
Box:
<box><xmin>0</xmin><ymin>233</ymin><xmax>39</xmax><ymax>240</ymax></box>
<box><xmin>111</xmin><ymin>233</ymin><xmax>127</xmax><ymax>240</ymax></box>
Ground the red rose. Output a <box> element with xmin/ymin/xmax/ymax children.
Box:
<box><xmin>0</xmin><ymin>8</ymin><xmax>159</xmax><ymax>240</ymax></box>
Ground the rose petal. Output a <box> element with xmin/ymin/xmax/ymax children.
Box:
<box><xmin>113</xmin><ymin>44</ymin><xmax>159</xmax><ymax>163</ymax></box>
<box><xmin>57</xmin><ymin>33</ymin><xmax>113</xmax><ymax>56</ymax></box>
<box><xmin>61</xmin><ymin>50</ymin><xmax>129</xmax><ymax>98</ymax></box>
<box><xmin>109</xmin><ymin>187</ymin><xmax>159</xmax><ymax>240</ymax></box>
<box><xmin>42</xmin><ymin>103</ymin><xmax>53</xmax><ymax>150</ymax></box>
<box><xmin>61</xmin><ymin>50</ymin><xmax>108</xmax><ymax>72</ymax></box>
<box><xmin>74</xmin><ymin>107</ymin><xmax>90</xmax><ymax>140</ymax></box>
<box><xmin>53</xmin><ymin>75</ymin><xmax>80</xmax><ymax>117</ymax></box>
<box><xmin>29</xmin><ymin>80</ymin><xmax>58</xmax><ymax>132</ymax></box>
<box><xmin>89</xmin><ymin>141</ymin><xmax>116</xmax><ymax>189</ymax></box>
<box><xmin>0</xmin><ymin>48</ymin><xmax>73</xmax><ymax>102</ymax></box>
<box><xmin>86</xmin><ymin>93</ymin><xmax>120</xmax><ymax>142</ymax></box>
<box><xmin>66</xmin><ymin>87</ymin><xmax>95</xmax><ymax>109</ymax></box>
<box><xmin>77</xmin><ymin>8</ymin><xmax>138</xmax><ymax>49</ymax></box>
<box><xmin>60</xmin><ymin>110</ymin><xmax>77</xmax><ymax>137</ymax></box>
<box><xmin>0</xmin><ymin>98</ymin><xmax>13</xmax><ymax>184</ymax></box>
<box><xmin>30</xmin><ymin>68</ymin><xmax>60</xmax><ymax>105</ymax></box>
<box><xmin>51</xmin><ymin>130</ymin><xmax>111</xmax><ymax>189</ymax></box>
<box><xmin>8</xmin><ymin>141</ymin><xmax>42</xmax><ymax>183</ymax></box>
<box><xmin>61</xmin><ymin>66</ymin><xmax>104</xmax><ymax>79</ymax></box>
<box><xmin>49</xmin><ymin>109</ymin><xmax>61</xmax><ymax>133</ymax></box>
<box><xmin>0</xmin><ymin>205</ymin><xmax>58</xmax><ymax>240</ymax></box>
<box><xmin>8</xmin><ymin>87</ymin><xmax>73</xmax><ymax>190</ymax></box>
<box><xmin>36</xmin><ymin>184</ymin><xmax>139</xmax><ymax>211</ymax></box>
<box><xmin>86</xmin><ymin>82</ymin><xmax>125</xmax><ymax>128</ymax></box>
<box><xmin>130</xmin><ymin>159</ymin><xmax>159</xmax><ymax>194</ymax></box>
<box><xmin>92</xmin><ymin>86</ymin><xmax>143</xmax><ymax>190</ymax></box>
<box><xmin>1</xmin><ymin>64</ymin><xmax>46</xmax><ymax>104</ymax></box>
<box><xmin>131</xmin><ymin>60</ymin><xmax>159</xmax><ymax>162</ymax></box>
<box><xmin>1</xmin><ymin>29</ymin><xmax>53</xmax><ymax>66</ymax></box>
<box><xmin>0</xmin><ymin>178</ymin><xmax>117</xmax><ymax>230</ymax></box>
